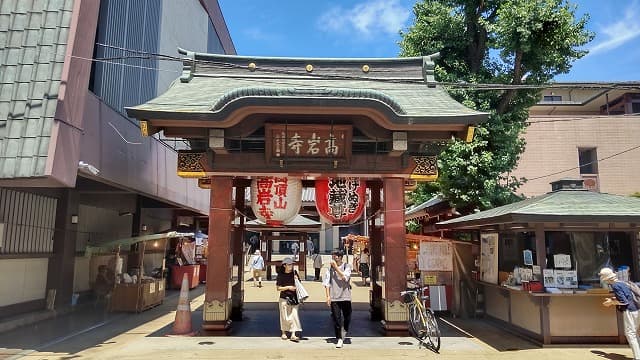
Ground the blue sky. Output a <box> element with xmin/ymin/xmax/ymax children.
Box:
<box><xmin>217</xmin><ymin>0</ymin><xmax>640</xmax><ymax>82</ymax></box>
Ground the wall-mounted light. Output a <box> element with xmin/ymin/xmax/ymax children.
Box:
<box><xmin>141</xmin><ymin>225</ymin><xmax>147</xmax><ymax>231</ymax></box>
<box><xmin>71</xmin><ymin>215</ymin><xmax>79</xmax><ymax>224</ymax></box>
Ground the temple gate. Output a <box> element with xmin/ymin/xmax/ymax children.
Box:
<box><xmin>126</xmin><ymin>50</ymin><xmax>486</xmax><ymax>334</ymax></box>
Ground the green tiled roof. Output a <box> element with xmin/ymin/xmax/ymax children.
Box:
<box><xmin>126</xmin><ymin>50</ymin><xmax>487</xmax><ymax>127</ymax></box>
<box><xmin>438</xmin><ymin>190</ymin><xmax>640</xmax><ymax>228</ymax></box>
<box><xmin>0</xmin><ymin>0</ymin><xmax>72</xmax><ymax>178</ymax></box>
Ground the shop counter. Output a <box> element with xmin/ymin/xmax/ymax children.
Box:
<box><xmin>477</xmin><ymin>281</ymin><xmax>622</xmax><ymax>345</ymax></box>
<box><xmin>110</xmin><ymin>278</ymin><xmax>165</xmax><ymax>313</ymax></box>
<box><xmin>170</xmin><ymin>264</ymin><xmax>200</xmax><ymax>289</ymax></box>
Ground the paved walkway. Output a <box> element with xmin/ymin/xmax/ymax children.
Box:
<box><xmin>0</xmin><ymin>256</ymin><xmax>634</xmax><ymax>359</ymax></box>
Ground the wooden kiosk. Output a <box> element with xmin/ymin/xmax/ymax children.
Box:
<box><xmin>437</xmin><ymin>179</ymin><xmax>640</xmax><ymax>344</ymax></box>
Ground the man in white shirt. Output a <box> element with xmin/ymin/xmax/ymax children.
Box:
<box><xmin>323</xmin><ymin>249</ymin><xmax>352</xmax><ymax>348</ymax></box>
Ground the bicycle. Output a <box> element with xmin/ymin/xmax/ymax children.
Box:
<box><xmin>400</xmin><ymin>285</ymin><xmax>441</xmax><ymax>352</ymax></box>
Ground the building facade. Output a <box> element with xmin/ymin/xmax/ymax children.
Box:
<box><xmin>515</xmin><ymin>84</ymin><xmax>640</xmax><ymax>197</ymax></box>
<box><xmin>0</xmin><ymin>0</ymin><xmax>234</xmax><ymax>318</ymax></box>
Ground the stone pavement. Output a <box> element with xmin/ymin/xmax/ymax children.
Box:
<box><xmin>0</xmin><ymin>256</ymin><xmax>634</xmax><ymax>359</ymax></box>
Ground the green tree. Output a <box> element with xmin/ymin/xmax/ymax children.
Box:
<box><xmin>400</xmin><ymin>0</ymin><xmax>593</xmax><ymax>211</ymax></box>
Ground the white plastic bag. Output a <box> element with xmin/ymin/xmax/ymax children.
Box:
<box><xmin>295</xmin><ymin>278</ymin><xmax>309</xmax><ymax>303</ymax></box>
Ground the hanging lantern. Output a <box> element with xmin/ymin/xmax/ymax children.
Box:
<box><xmin>315</xmin><ymin>177</ymin><xmax>366</xmax><ymax>224</ymax></box>
<box><xmin>251</xmin><ymin>177</ymin><xmax>302</xmax><ymax>226</ymax></box>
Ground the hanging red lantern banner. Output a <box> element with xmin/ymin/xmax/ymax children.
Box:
<box><xmin>251</xmin><ymin>177</ymin><xmax>302</xmax><ymax>226</ymax></box>
<box><xmin>315</xmin><ymin>177</ymin><xmax>366</xmax><ymax>224</ymax></box>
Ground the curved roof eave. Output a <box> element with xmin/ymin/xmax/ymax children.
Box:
<box><xmin>127</xmin><ymin>95</ymin><xmax>487</xmax><ymax>130</ymax></box>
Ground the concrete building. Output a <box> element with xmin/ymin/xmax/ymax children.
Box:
<box><xmin>0</xmin><ymin>0</ymin><xmax>234</xmax><ymax>318</ymax></box>
<box><xmin>515</xmin><ymin>84</ymin><xmax>640</xmax><ymax>197</ymax></box>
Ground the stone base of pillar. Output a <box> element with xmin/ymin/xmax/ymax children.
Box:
<box><xmin>202</xmin><ymin>299</ymin><xmax>232</xmax><ymax>335</ymax></box>
<box><xmin>381</xmin><ymin>298</ymin><xmax>409</xmax><ymax>335</ymax></box>
<box><xmin>201</xmin><ymin>320</ymin><xmax>232</xmax><ymax>335</ymax></box>
<box><xmin>381</xmin><ymin>320</ymin><xmax>409</xmax><ymax>336</ymax></box>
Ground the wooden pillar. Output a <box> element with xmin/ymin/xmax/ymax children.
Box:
<box><xmin>535</xmin><ymin>224</ymin><xmax>546</xmax><ymax>270</ymax></box>
<box><xmin>46</xmin><ymin>189</ymin><xmax>79</xmax><ymax>310</ymax></box>
<box><xmin>202</xmin><ymin>176</ymin><xmax>234</xmax><ymax>334</ymax></box>
<box><xmin>231</xmin><ymin>185</ymin><xmax>245</xmax><ymax>321</ymax></box>
<box><xmin>381</xmin><ymin>177</ymin><xmax>408</xmax><ymax>334</ymax></box>
<box><xmin>368</xmin><ymin>181</ymin><xmax>383</xmax><ymax>320</ymax></box>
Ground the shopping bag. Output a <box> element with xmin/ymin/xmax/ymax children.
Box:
<box><xmin>295</xmin><ymin>278</ymin><xmax>309</xmax><ymax>303</ymax></box>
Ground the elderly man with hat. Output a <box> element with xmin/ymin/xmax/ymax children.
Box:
<box><xmin>600</xmin><ymin>267</ymin><xmax>640</xmax><ymax>359</ymax></box>
<box><xmin>249</xmin><ymin>249</ymin><xmax>265</xmax><ymax>288</ymax></box>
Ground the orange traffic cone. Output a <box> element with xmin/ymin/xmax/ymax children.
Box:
<box><xmin>171</xmin><ymin>273</ymin><xmax>194</xmax><ymax>336</ymax></box>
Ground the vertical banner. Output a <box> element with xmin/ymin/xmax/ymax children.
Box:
<box><xmin>480</xmin><ymin>233</ymin><xmax>499</xmax><ymax>284</ymax></box>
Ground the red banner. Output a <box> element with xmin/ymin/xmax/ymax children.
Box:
<box><xmin>315</xmin><ymin>178</ymin><xmax>365</xmax><ymax>224</ymax></box>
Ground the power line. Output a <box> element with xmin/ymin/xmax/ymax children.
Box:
<box><xmin>48</xmin><ymin>44</ymin><xmax>640</xmax><ymax>91</ymax></box>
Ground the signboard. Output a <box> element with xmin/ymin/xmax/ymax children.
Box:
<box><xmin>424</xmin><ymin>275</ymin><xmax>438</xmax><ymax>285</ymax></box>
<box><xmin>553</xmin><ymin>254</ymin><xmax>572</xmax><ymax>269</ymax></box>
<box><xmin>523</xmin><ymin>249</ymin><xmax>533</xmax><ymax>266</ymax></box>
<box><xmin>265</xmin><ymin>124</ymin><xmax>352</xmax><ymax>162</ymax></box>
<box><xmin>418</xmin><ymin>241</ymin><xmax>453</xmax><ymax>271</ymax></box>
<box><xmin>480</xmin><ymin>233</ymin><xmax>499</xmax><ymax>284</ymax></box>
<box><xmin>315</xmin><ymin>177</ymin><xmax>365</xmax><ymax>224</ymax></box>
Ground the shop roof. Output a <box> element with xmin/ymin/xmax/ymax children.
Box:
<box><xmin>125</xmin><ymin>50</ymin><xmax>487</xmax><ymax>130</ymax></box>
<box><xmin>86</xmin><ymin>231</ymin><xmax>203</xmax><ymax>254</ymax></box>
<box><xmin>405</xmin><ymin>196</ymin><xmax>447</xmax><ymax>220</ymax></box>
<box><xmin>437</xmin><ymin>188</ymin><xmax>640</xmax><ymax>230</ymax></box>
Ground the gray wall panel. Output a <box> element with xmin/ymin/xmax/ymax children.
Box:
<box><xmin>0</xmin><ymin>188</ymin><xmax>56</xmax><ymax>254</ymax></box>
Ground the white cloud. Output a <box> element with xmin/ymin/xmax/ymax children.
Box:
<box><xmin>588</xmin><ymin>2</ymin><xmax>640</xmax><ymax>56</ymax></box>
<box><xmin>317</xmin><ymin>0</ymin><xmax>411</xmax><ymax>38</ymax></box>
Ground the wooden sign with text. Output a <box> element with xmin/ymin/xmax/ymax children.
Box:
<box><xmin>265</xmin><ymin>124</ymin><xmax>352</xmax><ymax>164</ymax></box>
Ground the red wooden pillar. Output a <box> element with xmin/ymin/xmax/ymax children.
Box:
<box><xmin>231</xmin><ymin>184</ymin><xmax>246</xmax><ymax>320</ymax></box>
<box><xmin>382</xmin><ymin>177</ymin><xmax>408</xmax><ymax>334</ymax></box>
<box><xmin>202</xmin><ymin>176</ymin><xmax>234</xmax><ymax>334</ymax></box>
<box><xmin>367</xmin><ymin>181</ymin><xmax>383</xmax><ymax>320</ymax></box>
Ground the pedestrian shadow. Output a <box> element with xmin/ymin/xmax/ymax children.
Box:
<box><xmin>591</xmin><ymin>350</ymin><xmax>633</xmax><ymax>360</ymax></box>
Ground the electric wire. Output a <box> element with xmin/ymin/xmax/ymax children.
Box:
<box><xmin>46</xmin><ymin>44</ymin><xmax>640</xmax><ymax>91</ymax></box>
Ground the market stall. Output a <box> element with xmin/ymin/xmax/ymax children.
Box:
<box><xmin>437</xmin><ymin>179</ymin><xmax>640</xmax><ymax>344</ymax></box>
<box><xmin>87</xmin><ymin>231</ymin><xmax>186</xmax><ymax>313</ymax></box>
<box><xmin>167</xmin><ymin>232</ymin><xmax>207</xmax><ymax>289</ymax></box>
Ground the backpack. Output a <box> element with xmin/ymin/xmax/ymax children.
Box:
<box><xmin>624</xmin><ymin>281</ymin><xmax>640</xmax><ymax>308</ymax></box>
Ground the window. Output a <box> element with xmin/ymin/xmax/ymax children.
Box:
<box><xmin>543</xmin><ymin>95</ymin><xmax>562</xmax><ymax>102</ymax></box>
<box><xmin>578</xmin><ymin>148</ymin><xmax>598</xmax><ymax>174</ymax></box>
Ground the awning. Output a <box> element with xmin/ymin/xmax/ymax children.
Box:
<box><xmin>86</xmin><ymin>231</ymin><xmax>205</xmax><ymax>255</ymax></box>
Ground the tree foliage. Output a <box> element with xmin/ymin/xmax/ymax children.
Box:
<box><xmin>400</xmin><ymin>0</ymin><xmax>593</xmax><ymax>212</ymax></box>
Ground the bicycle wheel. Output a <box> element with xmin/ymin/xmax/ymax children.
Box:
<box><xmin>424</xmin><ymin>308</ymin><xmax>441</xmax><ymax>352</ymax></box>
<box><xmin>408</xmin><ymin>304</ymin><xmax>428</xmax><ymax>340</ymax></box>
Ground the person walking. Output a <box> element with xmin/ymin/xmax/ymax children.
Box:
<box><xmin>276</xmin><ymin>257</ymin><xmax>302</xmax><ymax>342</ymax></box>
<box><xmin>291</xmin><ymin>241</ymin><xmax>299</xmax><ymax>261</ymax></box>
<box><xmin>312</xmin><ymin>250</ymin><xmax>323</xmax><ymax>281</ymax></box>
<box><xmin>306</xmin><ymin>237</ymin><xmax>315</xmax><ymax>258</ymax></box>
<box><xmin>359</xmin><ymin>248</ymin><xmax>370</xmax><ymax>286</ymax></box>
<box><xmin>249</xmin><ymin>250</ymin><xmax>265</xmax><ymax>287</ymax></box>
<box><xmin>323</xmin><ymin>249</ymin><xmax>352</xmax><ymax>348</ymax></box>
<box><xmin>600</xmin><ymin>267</ymin><xmax>640</xmax><ymax>359</ymax></box>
